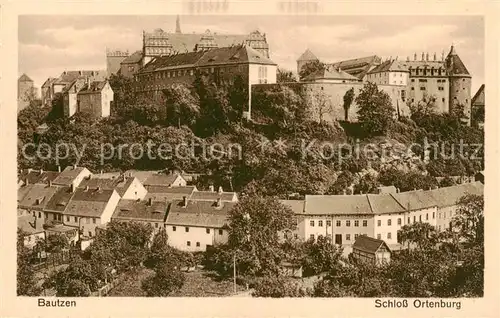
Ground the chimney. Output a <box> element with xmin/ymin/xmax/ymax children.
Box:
<box><xmin>396</xmin><ymin>188</ymin><xmax>400</xmax><ymax>193</ymax></box>
<box><xmin>48</xmin><ymin>180</ymin><xmax>52</xmax><ymax>187</ymax></box>
<box><xmin>57</xmin><ymin>165</ymin><xmax>61</xmax><ymax>173</ymax></box>
<box><xmin>216</xmin><ymin>198</ymin><xmax>222</xmax><ymax>208</ymax></box>
<box><xmin>182</xmin><ymin>196</ymin><xmax>187</xmax><ymax>207</ymax></box>
<box><xmin>70</xmin><ymin>183</ymin><xmax>75</xmax><ymax>193</ymax></box>
<box><xmin>96</xmin><ymin>186</ymin><xmax>101</xmax><ymax>191</ymax></box>
<box><xmin>218</xmin><ymin>186</ymin><xmax>223</xmax><ymax>194</ymax></box>
<box><xmin>100</xmin><ymin>170</ymin><xmax>103</xmax><ymax>175</ymax></box>
<box><xmin>25</xmin><ymin>178</ymin><xmax>29</xmax><ymax>186</ymax></box>
<box><xmin>85</xmin><ymin>186</ymin><xmax>89</xmax><ymax>191</ymax></box>
<box><xmin>360</xmin><ymin>191</ymin><xmax>363</xmax><ymax>195</ymax></box>
<box><xmin>148</xmin><ymin>197</ymin><xmax>153</xmax><ymax>206</ymax></box>
<box><xmin>209</xmin><ymin>185</ymin><xmax>214</xmax><ymax>192</ymax></box>
<box><xmin>406</xmin><ymin>56</ymin><xmax>409</xmax><ymax>62</ymax></box>
<box><xmin>73</xmin><ymin>164</ymin><xmax>77</xmax><ymax>170</ymax></box>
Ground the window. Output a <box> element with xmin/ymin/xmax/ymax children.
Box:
<box><xmin>173</xmin><ymin>226</ymin><xmax>176</xmax><ymax>231</ymax></box>
<box><xmin>318</xmin><ymin>220</ymin><xmax>323</xmax><ymax>227</ymax></box>
<box><xmin>346</xmin><ymin>220</ymin><xmax>351</xmax><ymax>227</ymax></box>
<box><xmin>442</xmin><ymin>98</ymin><xmax>445</xmax><ymax>103</ymax></box>
<box><xmin>377</xmin><ymin>234</ymin><xmax>381</xmax><ymax>240</ymax></box>
<box><xmin>326</xmin><ymin>220</ymin><xmax>332</xmax><ymax>227</ymax></box>
<box><xmin>310</xmin><ymin>234</ymin><xmax>315</xmax><ymax>240</ymax></box>
<box><xmin>438</xmin><ymin>86</ymin><xmax>444</xmax><ymax>91</ymax></box>
<box><xmin>363</xmin><ymin>220</ymin><xmax>367</xmax><ymax>227</ymax></box>
<box><xmin>190</xmin><ymin>70</ymin><xmax>194</xmax><ymax>76</ymax></box>
<box><xmin>66</xmin><ymin>216</ymin><xmax>69</xmax><ymax>222</ymax></box>
<box><xmin>413</xmin><ymin>216</ymin><xmax>416</xmax><ymax>223</ymax></box>
<box><xmin>433</xmin><ymin>212</ymin><xmax>435</xmax><ymax>219</ymax></box>
<box><xmin>388</xmin><ymin>219</ymin><xmax>392</xmax><ymax>226</ymax></box>
<box><xmin>419</xmin><ymin>215</ymin><xmax>422</xmax><ymax>222</ymax></box>
<box><xmin>336</xmin><ymin>220</ymin><xmax>341</xmax><ymax>227</ymax></box>
<box><xmin>419</xmin><ymin>79</ymin><xmax>427</xmax><ymax>82</ymax></box>
<box><xmin>38</xmin><ymin>212</ymin><xmax>42</xmax><ymax>218</ymax></box>
<box><xmin>411</xmin><ymin>79</ymin><xmax>415</xmax><ymax>82</ymax></box>
<box><xmin>187</xmin><ymin>241</ymin><xmax>191</xmax><ymax>246</ymax></box>
<box><xmin>206</xmin><ymin>228</ymin><xmax>210</xmax><ymax>234</ymax></box>
<box><xmin>387</xmin><ymin>232</ymin><xmax>392</xmax><ymax>239</ymax></box>
<box><xmin>310</xmin><ymin>220</ymin><xmax>315</xmax><ymax>227</ymax></box>
<box><xmin>196</xmin><ymin>242</ymin><xmax>200</xmax><ymax>247</ymax></box>
<box><xmin>185</xmin><ymin>227</ymin><xmax>189</xmax><ymax>232</ymax></box>
<box><xmin>408</xmin><ymin>217</ymin><xmax>410</xmax><ymax>224</ymax></box>
<box><xmin>155</xmin><ymin>223</ymin><xmax>158</xmax><ymax>228</ymax></box>
<box><xmin>74</xmin><ymin>216</ymin><xmax>77</xmax><ymax>222</ymax></box>
<box><xmin>397</xmin><ymin>218</ymin><xmax>401</xmax><ymax>225</ymax></box>
<box><xmin>219</xmin><ymin>229</ymin><xmax>223</xmax><ymax>235</ymax></box>
<box><xmin>45</xmin><ymin>213</ymin><xmax>48</xmax><ymax>219</ymax></box>
<box><xmin>93</xmin><ymin>218</ymin><xmax>96</xmax><ymax>224</ymax></box>
<box><xmin>346</xmin><ymin>234</ymin><xmax>351</xmax><ymax>241</ymax></box>
<box><xmin>426</xmin><ymin>213</ymin><xmax>429</xmax><ymax>221</ymax></box>
<box><xmin>89</xmin><ymin>231</ymin><xmax>92</xmax><ymax>237</ymax></box>
<box><xmin>354</xmin><ymin>220</ymin><xmax>359</xmax><ymax>227</ymax></box>
<box><xmin>28</xmin><ymin>236</ymin><xmax>31</xmax><ymax>242</ymax></box>
<box><xmin>377</xmin><ymin>220</ymin><xmax>381</xmax><ymax>226</ymax></box>
<box><xmin>420</xmin><ymin>87</ymin><xmax>426</xmax><ymax>91</ymax></box>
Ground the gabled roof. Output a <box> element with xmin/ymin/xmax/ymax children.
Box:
<box><xmin>328</xmin><ymin>55</ymin><xmax>382</xmax><ymax>79</ymax></box>
<box><xmin>472</xmin><ymin>84</ymin><xmax>485</xmax><ymax>107</ymax></box>
<box><xmin>297</xmin><ymin>49</ymin><xmax>318</xmax><ymax>62</ymax></box>
<box><xmin>367</xmin><ymin>194</ymin><xmax>406</xmax><ymax>214</ymax></box>
<box><xmin>112</xmin><ymin>199</ymin><xmax>168</xmax><ymax>222</ymax></box>
<box><xmin>303</xmin><ymin>67</ymin><xmax>359</xmax><ymax>81</ymax></box>
<box><xmin>55</xmin><ymin>70</ymin><xmax>106</xmax><ymax>85</ymax></box>
<box><xmin>19</xmin><ymin>74</ymin><xmax>33</xmax><ymax>82</ymax></box>
<box><xmin>64</xmin><ymin>188</ymin><xmax>118</xmax><ymax>217</ymax></box>
<box><xmin>18</xmin><ymin>215</ymin><xmax>45</xmax><ymax>235</ymax></box>
<box><xmin>427</xmin><ymin>182</ymin><xmax>483</xmax><ymax>208</ymax></box>
<box><xmin>368</xmin><ymin>60</ymin><xmax>409</xmax><ymax>74</ymax></box>
<box><xmin>279</xmin><ymin>200</ymin><xmax>305</xmax><ymax>214</ymax></box>
<box><xmin>42</xmin><ymin>77</ymin><xmax>56</xmax><ymax>88</ymax></box>
<box><xmin>304</xmin><ymin>195</ymin><xmax>372</xmax><ymax>215</ymax></box>
<box><xmin>391</xmin><ymin>190</ymin><xmax>437</xmax><ymax>211</ymax></box>
<box><xmin>143</xmin><ymin>173</ymin><xmax>183</xmax><ymax>187</ymax></box>
<box><xmin>18</xmin><ymin>184</ymin><xmax>60</xmax><ymax>210</ymax></box>
<box><xmin>144</xmin><ymin>186</ymin><xmax>196</xmax><ymax>202</ymax></box>
<box><xmin>166</xmin><ymin>199</ymin><xmax>235</xmax><ymax>228</ymax></box>
<box><xmin>52</xmin><ymin>166</ymin><xmax>90</xmax><ymax>186</ymax></box>
<box><xmin>44</xmin><ymin>186</ymin><xmax>75</xmax><ymax>213</ymax></box>
<box><xmin>121</xmin><ymin>50</ymin><xmax>143</xmax><ymax>64</ymax></box>
<box><xmin>19</xmin><ymin>169</ymin><xmax>60</xmax><ymax>185</ymax></box>
<box><xmin>445</xmin><ymin>45</ymin><xmax>470</xmax><ymax>77</ymax></box>
<box><xmin>78</xmin><ymin>81</ymin><xmax>109</xmax><ymax>94</ymax></box>
<box><xmin>123</xmin><ymin>170</ymin><xmax>161</xmax><ymax>183</ymax></box>
<box><xmin>353</xmin><ymin>235</ymin><xmax>391</xmax><ymax>254</ymax></box>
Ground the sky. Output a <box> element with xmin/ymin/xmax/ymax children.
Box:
<box><xmin>19</xmin><ymin>15</ymin><xmax>484</xmax><ymax>93</ymax></box>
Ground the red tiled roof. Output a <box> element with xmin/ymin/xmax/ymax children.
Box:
<box><xmin>64</xmin><ymin>188</ymin><xmax>118</xmax><ymax>217</ymax></box>
<box><xmin>143</xmin><ymin>173</ymin><xmax>182</xmax><ymax>187</ymax></box>
<box><xmin>304</xmin><ymin>194</ymin><xmax>372</xmax><ymax>215</ymax></box>
<box><xmin>279</xmin><ymin>200</ymin><xmax>305</xmax><ymax>214</ymax></box>
<box><xmin>144</xmin><ymin>186</ymin><xmax>196</xmax><ymax>202</ymax></box>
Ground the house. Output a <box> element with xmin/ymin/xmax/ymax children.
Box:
<box><xmin>18</xmin><ymin>182</ymin><xmax>60</xmax><ymax>219</ymax></box>
<box><xmin>18</xmin><ymin>214</ymin><xmax>45</xmax><ymax>249</ymax></box>
<box><xmin>62</xmin><ymin>187</ymin><xmax>121</xmax><ymax>238</ymax></box>
<box><xmin>41</xmin><ymin>77</ymin><xmax>57</xmax><ymax>107</ymax></box>
<box><xmin>18</xmin><ymin>168</ymin><xmax>60</xmax><ymax>189</ymax></box>
<box><xmin>143</xmin><ymin>173</ymin><xmax>187</xmax><ymax>188</ymax></box>
<box><xmin>78</xmin><ymin>175</ymin><xmax>147</xmax><ymax>200</ymax></box>
<box><xmin>62</xmin><ymin>77</ymin><xmax>88</xmax><ymax>117</ymax></box>
<box><xmin>366</xmin><ymin>59</ymin><xmax>410</xmax><ymax>86</ymax></box>
<box><xmin>165</xmin><ymin>197</ymin><xmax>236</xmax><ymax>252</ymax></box>
<box><xmin>44</xmin><ymin>223</ymin><xmax>79</xmax><ymax>246</ymax></box>
<box><xmin>119</xmin><ymin>50</ymin><xmax>143</xmax><ymax>78</ymax></box>
<box><xmin>471</xmin><ymin>84</ymin><xmax>485</xmax><ymax>128</ymax></box>
<box><xmin>352</xmin><ymin>235</ymin><xmax>391</xmax><ymax>265</ymax></box>
<box><xmin>43</xmin><ymin>185</ymin><xmax>75</xmax><ymax>223</ymax></box>
<box><xmin>190</xmin><ymin>187</ymin><xmax>238</xmax><ymax>202</ymax></box>
<box><xmin>111</xmin><ymin>197</ymin><xmax>168</xmax><ymax>234</ymax></box>
<box><xmin>76</xmin><ymin>80</ymin><xmax>114</xmax><ymax>118</ymax></box>
<box><xmin>52</xmin><ymin>165</ymin><xmax>92</xmax><ymax>189</ymax></box>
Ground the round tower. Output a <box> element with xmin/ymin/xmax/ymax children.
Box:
<box><xmin>297</xmin><ymin>49</ymin><xmax>319</xmax><ymax>77</ymax></box>
<box><xmin>445</xmin><ymin>45</ymin><xmax>472</xmax><ymax>124</ymax></box>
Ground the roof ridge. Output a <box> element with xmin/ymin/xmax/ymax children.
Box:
<box><xmin>366</xmin><ymin>194</ymin><xmax>374</xmax><ymax>213</ymax></box>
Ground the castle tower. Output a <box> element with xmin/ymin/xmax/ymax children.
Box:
<box><xmin>194</xmin><ymin>29</ymin><xmax>218</xmax><ymax>51</ymax></box>
<box><xmin>106</xmin><ymin>49</ymin><xmax>129</xmax><ymax>76</ymax></box>
<box><xmin>445</xmin><ymin>44</ymin><xmax>472</xmax><ymax>124</ymax></box>
<box><xmin>297</xmin><ymin>49</ymin><xmax>319</xmax><ymax>76</ymax></box>
<box><xmin>245</xmin><ymin>30</ymin><xmax>270</xmax><ymax>58</ymax></box>
<box><xmin>175</xmin><ymin>15</ymin><xmax>182</xmax><ymax>34</ymax></box>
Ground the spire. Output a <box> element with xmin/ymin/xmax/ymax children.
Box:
<box><xmin>175</xmin><ymin>15</ymin><xmax>181</xmax><ymax>34</ymax></box>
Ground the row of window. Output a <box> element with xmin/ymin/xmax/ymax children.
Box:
<box><xmin>309</xmin><ymin>220</ymin><xmax>368</xmax><ymax>227</ymax></box>
<box><xmin>376</xmin><ymin>233</ymin><xmax>392</xmax><ymax>240</ymax></box>
<box><xmin>171</xmin><ymin>226</ymin><xmax>223</xmax><ymax>235</ymax></box>
<box><xmin>309</xmin><ymin>233</ymin><xmax>392</xmax><ymax>242</ymax></box>
<box><xmin>186</xmin><ymin>241</ymin><xmax>202</xmax><ymax>247</ymax></box>
<box><xmin>411</xmin><ymin>78</ymin><xmax>447</xmax><ymax>83</ymax></box>
<box><xmin>409</xmin><ymin>68</ymin><xmax>445</xmax><ymax>76</ymax></box>
<box><xmin>37</xmin><ymin>211</ymin><xmax>97</xmax><ymax>224</ymax></box>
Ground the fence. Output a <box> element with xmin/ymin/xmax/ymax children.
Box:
<box><xmin>32</xmin><ymin>248</ymin><xmax>80</xmax><ymax>271</ymax></box>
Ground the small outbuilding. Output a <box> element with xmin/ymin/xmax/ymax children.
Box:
<box><xmin>352</xmin><ymin>235</ymin><xmax>391</xmax><ymax>265</ymax></box>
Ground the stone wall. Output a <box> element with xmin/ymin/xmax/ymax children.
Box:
<box><xmin>252</xmin><ymin>82</ymin><xmax>410</xmax><ymax>123</ymax></box>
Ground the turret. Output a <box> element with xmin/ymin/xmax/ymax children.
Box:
<box><xmin>445</xmin><ymin>45</ymin><xmax>472</xmax><ymax>125</ymax></box>
<box><xmin>297</xmin><ymin>48</ymin><xmax>319</xmax><ymax>77</ymax></box>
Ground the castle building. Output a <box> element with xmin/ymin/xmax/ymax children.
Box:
<box><xmin>76</xmin><ymin>80</ymin><xmax>114</xmax><ymax>118</ymax></box>
<box><xmin>295</xmin><ymin>45</ymin><xmax>472</xmax><ymax>124</ymax></box>
<box><xmin>106</xmin><ymin>49</ymin><xmax>130</xmax><ymax>77</ymax></box>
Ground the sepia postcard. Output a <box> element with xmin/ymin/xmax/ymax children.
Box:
<box><xmin>1</xmin><ymin>0</ymin><xmax>499</xmax><ymax>317</ymax></box>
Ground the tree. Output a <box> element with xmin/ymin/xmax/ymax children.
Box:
<box><xmin>353</xmin><ymin>173</ymin><xmax>379</xmax><ymax>194</ymax></box>
<box><xmin>44</xmin><ymin>233</ymin><xmax>69</xmax><ymax>253</ymax></box>
<box><xmin>141</xmin><ymin>261</ymin><xmax>185</xmax><ymax>296</ymax></box>
<box><xmin>277</xmin><ymin>68</ymin><xmax>297</xmax><ymax>83</ymax></box>
<box><xmin>301</xmin><ymin>235</ymin><xmax>343</xmax><ymax>276</ymax></box>
<box><xmin>51</xmin><ymin>256</ymin><xmax>99</xmax><ymax>296</ymax></box>
<box><xmin>299</xmin><ymin>60</ymin><xmax>325</xmax><ymax>80</ymax></box>
<box><xmin>226</xmin><ymin>196</ymin><xmax>296</xmax><ymax>276</ymax></box>
<box><xmin>312</xmin><ymin>90</ymin><xmax>333</xmax><ymax>123</ymax></box>
<box><xmin>356</xmin><ymin>82</ymin><xmax>395</xmax><ymax>136</ymax></box>
<box><xmin>163</xmin><ymin>83</ymin><xmax>200</xmax><ymax>128</ymax></box>
<box><xmin>397</xmin><ymin>222</ymin><xmax>439</xmax><ymax>250</ymax></box>
<box><xmin>327</xmin><ymin>171</ymin><xmax>354</xmax><ymax>194</ymax></box>
<box><xmin>343</xmin><ymin>87</ymin><xmax>355</xmax><ymax>121</ymax></box>
<box><xmin>17</xmin><ymin>229</ymin><xmax>41</xmax><ymax>296</ymax></box>
<box><xmin>452</xmin><ymin>194</ymin><xmax>484</xmax><ymax>245</ymax></box>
